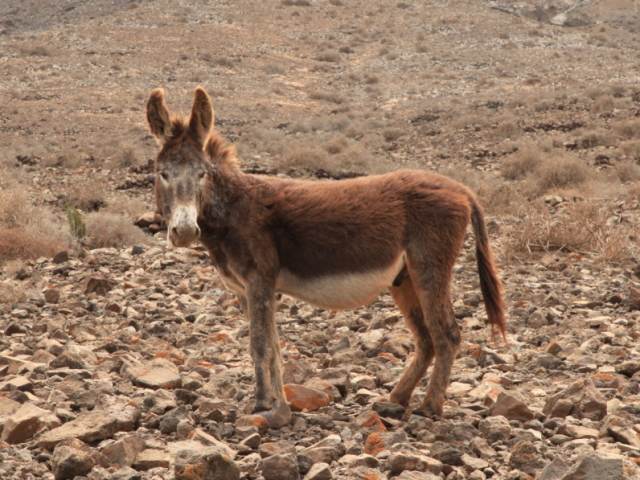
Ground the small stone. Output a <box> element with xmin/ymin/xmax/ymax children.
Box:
<box><xmin>37</xmin><ymin>411</ymin><xmax>119</xmax><ymax>450</ymax></box>
<box><xmin>236</xmin><ymin>414</ymin><xmax>269</xmax><ymax>435</ymax></box>
<box><xmin>508</xmin><ymin>441</ymin><xmax>546</xmax><ymax>475</ymax></box>
<box><xmin>44</xmin><ymin>288</ymin><xmax>61</xmax><ymax>304</ymax></box>
<box><xmin>262</xmin><ymin>453</ymin><xmax>300</xmax><ymax>480</ymax></box>
<box><xmin>388</xmin><ymin>451</ymin><xmax>443</xmax><ymax>475</ymax></box>
<box><xmin>488</xmin><ymin>392</ymin><xmax>534</xmax><ymax>422</ymax></box>
<box><xmin>371</xmin><ymin>401</ymin><xmax>405</xmax><ymax>420</ymax></box>
<box><xmin>433</xmin><ymin>421</ymin><xmax>480</xmax><ymax>443</ymax></box>
<box><xmin>53</xmin><ymin>251</ymin><xmax>69</xmax><ymax>264</ymax></box>
<box><xmin>364</xmin><ymin>431</ymin><xmax>407</xmax><ymax>456</ymax></box>
<box><xmin>543</xmin><ymin>378</ymin><xmax>607</xmax><ymax>421</ymax></box>
<box><xmin>560</xmin><ymin>454</ymin><xmax>627</xmax><ymax>480</ymax></box>
<box><xmin>615</xmin><ymin>361</ymin><xmax>640</xmax><ymax>377</ymax></box>
<box><xmin>134</xmin><ymin>367</ymin><xmax>182</xmax><ymax>390</ymax></box>
<box><xmin>429</xmin><ymin>442</ymin><xmax>463</xmax><ymax>466</ymax></box>
<box><xmin>132</xmin><ymin>448</ymin><xmax>170</xmax><ymax>470</ymax></box>
<box><xmin>51</xmin><ymin>438</ymin><xmax>100</xmax><ymax>480</ymax></box>
<box><xmin>1</xmin><ymin>403</ymin><xmax>61</xmax><ymax>444</ymax></box>
<box><xmin>478</xmin><ymin>416</ymin><xmax>511</xmax><ymax>444</ymax></box>
<box><xmin>100</xmin><ymin>434</ymin><xmax>146</xmax><ymax>468</ymax></box>
<box><xmin>83</xmin><ymin>275</ymin><xmax>113</xmax><ymax>295</ymax></box>
<box><xmin>538</xmin><ymin>457</ymin><xmax>568</xmax><ymax>480</ymax></box>
<box><xmin>239</xmin><ymin>433</ymin><xmax>261</xmax><ymax>449</ymax></box>
<box><xmin>171</xmin><ymin>440</ymin><xmax>240</xmax><ymax>480</ymax></box>
<box><xmin>303</xmin><ymin>462</ymin><xmax>332</xmax><ymax>480</ymax></box>
<box><xmin>284</xmin><ymin>384</ymin><xmax>331</xmax><ymax>412</ymax></box>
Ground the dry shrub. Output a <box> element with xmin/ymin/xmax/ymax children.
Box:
<box><xmin>613</xmin><ymin>119</ymin><xmax>640</xmax><ymax>140</ymax></box>
<box><xmin>620</xmin><ymin>140</ymin><xmax>640</xmax><ymax>160</ymax></box>
<box><xmin>328</xmin><ymin>143</ymin><xmax>390</xmax><ymax>174</ymax></box>
<box><xmin>315</xmin><ymin>50</ymin><xmax>341</xmax><ymax>62</ymax></box>
<box><xmin>501</xmin><ymin>143</ymin><xmax>543</xmax><ymax>180</ymax></box>
<box><xmin>64</xmin><ymin>178</ymin><xmax>107</xmax><ymax>212</ymax></box>
<box><xmin>591</xmin><ymin>95</ymin><xmax>614</xmax><ymax>114</ymax></box>
<box><xmin>104</xmin><ymin>196</ymin><xmax>148</xmax><ymax>219</ymax></box>
<box><xmin>492</xmin><ymin>120</ymin><xmax>521</xmax><ymax>140</ymax></box>
<box><xmin>535</xmin><ymin>152</ymin><xmax>590</xmax><ymax>193</ymax></box>
<box><xmin>382</xmin><ymin>128</ymin><xmax>405</xmax><ymax>142</ymax></box>
<box><xmin>323</xmin><ymin>134</ymin><xmax>349</xmax><ymax>154</ymax></box>
<box><xmin>308</xmin><ymin>90</ymin><xmax>346</xmax><ymax>104</ymax></box>
<box><xmin>85</xmin><ymin>212</ymin><xmax>150</xmax><ymax>249</ymax></box>
<box><xmin>0</xmin><ymin>280</ymin><xmax>30</xmax><ymax>304</ymax></box>
<box><xmin>451</xmin><ymin>114</ymin><xmax>490</xmax><ymax>130</ymax></box>
<box><xmin>0</xmin><ymin>228</ymin><xmax>64</xmax><ymax>263</ymax></box>
<box><xmin>0</xmin><ymin>187</ymin><xmax>72</xmax><ymax>264</ymax></box>
<box><xmin>278</xmin><ymin>142</ymin><xmax>329</xmax><ymax>170</ymax></box>
<box><xmin>503</xmin><ymin>201</ymin><xmax>636</xmax><ymax>263</ymax></box>
<box><xmin>576</xmin><ymin>129</ymin><xmax>616</xmax><ymax>149</ymax></box>
<box><xmin>613</xmin><ymin>160</ymin><xmax>640</xmax><ymax>183</ymax></box>
<box><xmin>262</xmin><ymin>64</ymin><xmax>286</xmax><ymax>75</ymax></box>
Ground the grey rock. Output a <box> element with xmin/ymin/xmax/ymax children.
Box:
<box><xmin>262</xmin><ymin>453</ymin><xmax>300</xmax><ymax>480</ymax></box>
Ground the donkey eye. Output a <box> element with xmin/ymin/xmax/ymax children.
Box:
<box><xmin>159</xmin><ymin>171</ymin><xmax>169</xmax><ymax>182</ymax></box>
<box><xmin>198</xmin><ymin>171</ymin><xmax>207</xmax><ymax>181</ymax></box>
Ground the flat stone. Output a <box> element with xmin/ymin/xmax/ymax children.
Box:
<box><xmin>262</xmin><ymin>453</ymin><xmax>300</xmax><ymax>480</ymax></box>
<box><xmin>37</xmin><ymin>411</ymin><xmax>119</xmax><ymax>450</ymax></box>
<box><xmin>543</xmin><ymin>378</ymin><xmax>607</xmax><ymax>421</ymax></box>
<box><xmin>132</xmin><ymin>448</ymin><xmax>170</xmax><ymax>470</ymax></box>
<box><xmin>560</xmin><ymin>454</ymin><xmax>627</xmax><ymax>480</ymax></box>
<box><xmin>171</xmin><ymin>440</ymin><xmax>240</xmax><ymax>480</ymax></box>
<box><xmin>134</xmin><ymin>367</ymin><xmax>182</xmax><ymax>390</ymax></box>
<box><xmin>100</xmin><ymin>434</ymin><xmax>146</xmax><ymax>468</ymax></box>
<box><xmin>1</xmin><ymin>403</ymin><xmax>61</xmax><ymax>444</ymax></box>
<box><xmin>365</xmin><ymin>431</ymin><xmax>407</xmax><ymax>456</ymax></box>
<box><xmin>303</xmin><ymin>462</ymin><xmax>332</xmax><ymax>480</ymax></box>
<box><xmin>284</xmin><ymin>384</ymin><xmax>331</xmax><ymax>412</ymax></box>
<box><xmin>488</xmin><ymin>392</ymin><xmax>534</xmax><ymax>422</ymax></box>
<box><xmin>388</xmin><ymin>451</ymin><xmax>443</xmax><ymax>475</ymax></box>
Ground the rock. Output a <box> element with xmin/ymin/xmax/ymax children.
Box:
<box><xmin>239</xmin><ymin>432</ymin><xmax>261</xmax><ymax>449</ymax></box>
<box><xmin>396</xmin><ymin>472</ymin><xmax>441</xmax><ymax>480</ymax></box>
<box><xmin>478</xmin><ymin>416</ymin><xmax>511</xmax><ymax>444</ymax></box>
<box><xmin>507</xmin><ymin>441</ymin><xmax>546</xmax><ymax>475</ymax></box>
<box><xmin>372</xmin><ymin>401</ymin><xmax>405</xmax><ymax>420</ymax></box>
<box><xmin>83</xmin><ymin>275</ymin><xmax>113</xmax><ymax>295</ymax></box>
<box><xmin>543</xmin><ymin>378</ymin><xmax>607</xmax><ymax>421</ymax></box>
<box><xmin>37</xmin><ymin>411</ymin><xmax>119</xmax><ymax>450</ymax></box>
<box><xmin>560</xmin><ymin>454</ymin><xmax>628</xmax><ymax>480</ymax></box>
<box><xmin>171</xmin><ymin>440</ymin><xmax>240</xmax><ymax>480</ymax></box>
<box><xmin>258</xmin><ymin>440</ymin><xmax>297</xmax><ymax>459</ymax></box>
<box><xmin>236</xmin><ymin>414</ymin><xmax>269</xmax><ymax>435</ymax></box>
<box><xmin>461</xmin><ymin>453</ymin><xmax>489</xmax><ymax>472</ymax></box>
<box><xmin>262</xmin><ymin>453</ymin><xmax>300</xmax><ymax>480</ymax></box>
<box><xmin>303</xmin><ymin>462</ymin><xmax>333</xmax><ymax>480</ymax></box>
<box><xmin>433</xmin><ymin>421</ymin><xmax>480</xmax><ymax>443</ymax></box>
<box><xmin>283</xmin><ymin>359</ymin><xmax>316</xmax><ymax>384</ymax></box>
<box><xmin>469</xmin><ymin>437</ymin><xmax>497</xmax><ymax>459</ymax></box>
<box><xmin>615</xmin><ymin>361</ymin><xmax>640</xmax><ymax>377</ymax></box>
<box><xmin>134</xmin><ymin>367</ymin><xmax>182</xmax><ymax>390</ymax></box>
<box><xmin>1</xmin><ymin>402</ymin><xmax>61</xmax><ymax>444</ymax></box>
<box><xmin>100</xmin><ymin>434</ymin><xmax>146</xmax><ymax>468</ymax></box>
<box><xmin>51</xmin><ymin>438</ymin><xmax>99</xmax><ymax>480</ymax></box>
<box><xmin>144</xmin><ymin>389</ymin><xmax>177</xmax><ymax>415</ymax></box>
<box><xmin>303</xmin><ymin>377</ymin><xmax>340</xmax><ymax>401</ymax></box>
<box><xmin>475</xmin><ymin>348</ymin><xmax>507</xmax><ymax>367</ymax></box>
<box><xmin>284</xmin><ymin>384</ymin><xmax>331</xmax><ymax>412</ymax></box>
<box><xmin>488</xmin><ymin>392</ymin><xmax>534</xmax><ymax>422</ymax></box>
<box><xmin>132</xmin><ymin>448</ymin><xmax>171</xmax><ymax>470</ymax></box>
<box><xmin>53</xmin><ymin>250</ymin><xmax>69</xmax><ymax>263</ymax></box>
<box><xmin>429</xmin><ymin>442</ymin><xmax>463</xmax><ymax>466</ymax></box>
<box><xmin>539</xmin><ymin>457</ymin><xmax>568</xmax><ymax>480</ymax></box>
<box><xmin>364</xmin><ymin>431</ymin><xmax>407</xmax><ymax>456</ymax></box>
<box><xmin>607</xmin><ymin>425</ymin><xmax>640</xmax><ymax>448</ymax></box>
<box><xmin>259</xmin><ymin>401</ymin><xmax>292</xmax><ymax>429</ymax></box>
<box><xmin>388</xmin><ymin>451</ymin><xmax>443</xmax><ymax>475</ymax></box>
<box><xmin>44</xmin><ymin>288</ymin><xmax>61</xmax><ymax>304</ymax></box>
<box><xmin>318</xmin><ymin>368</ymin><xmax>351</xmax><ymax>397</ymax></box>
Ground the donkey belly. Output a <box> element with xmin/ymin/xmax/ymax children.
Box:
<box><xmin>276</xmin><ymin>254</ymin><xmax>405</xmax><ymax>310</ymax></box>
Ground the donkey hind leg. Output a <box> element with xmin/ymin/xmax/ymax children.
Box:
<box><xmin>388</xmin><ymin>275</ymin><xmax>435</xmax><ymax>407</ymax></box>
<box><xmin>246</xmin><ymin>281</ymin><xmax>291</xmax><ymax>427</ymax></box>
<box><xmin>410</xmin><ymin>263</ymin><xmax>461</xmax><ymax>419</ymax></box>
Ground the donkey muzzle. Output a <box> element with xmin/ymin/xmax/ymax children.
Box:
<box><xmin>168</xmin><ymin>205</ymin><xmax>201</xmax><ymax>248</ymax></box>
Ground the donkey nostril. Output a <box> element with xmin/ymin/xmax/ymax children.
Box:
<box><xmin>171</xmin><ymin>226</ymin><xmax>179</xmax><ymax>237</ymax></box>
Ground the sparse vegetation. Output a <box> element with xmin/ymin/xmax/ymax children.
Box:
<box><xmin>84</xmin><ymin>212</ymin><xmax>150</xmax><ymax>249</ymax></box>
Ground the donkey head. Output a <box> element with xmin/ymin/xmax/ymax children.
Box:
<box><xmin>146</xmin><ymin>87</ymin><xmax>214</xmax><ymax>248</ymax></box>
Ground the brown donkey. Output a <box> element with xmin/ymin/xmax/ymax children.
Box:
<box><xmin>146</xmin><ymin>87</ymin><xmax>506</xmax><ymax>427</ymax></box>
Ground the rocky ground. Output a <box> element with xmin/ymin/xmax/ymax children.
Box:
<box><xmin>1</xmin><ymin>230</ymin><xmax>640</xmax><ymax>480</ymax></box>
<box><xmin>3</xmin><ymin>0</ymin><xmax>640</xmax><ymax>479</ymax></box>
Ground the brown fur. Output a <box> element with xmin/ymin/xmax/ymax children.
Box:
<box><xmin>147</xmin><ymin>87</ymin><xmax>506</xmax><ymax>421</ymax></box>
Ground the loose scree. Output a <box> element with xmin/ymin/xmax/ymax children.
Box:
<box><xmin>146</xmin><ymin>86</ymin><xmax>506</xmax><ymax>426</ymax></box>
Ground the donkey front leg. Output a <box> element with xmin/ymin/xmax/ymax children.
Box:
<box><xmin>245</xmin><ymin>278</ymin><xmax>291</xmax><ymax>428</ymax></box>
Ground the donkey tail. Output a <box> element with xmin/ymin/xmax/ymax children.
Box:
<box><xmin>470</xmin><ymin>197</ymin><xmax>507</xmax><ymax>343</ymax></box>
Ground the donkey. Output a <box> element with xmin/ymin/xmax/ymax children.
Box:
<box><xmin>146</xmin><ymin>87</ymin><xmax>506</xmax><ymax>426</ymax></box>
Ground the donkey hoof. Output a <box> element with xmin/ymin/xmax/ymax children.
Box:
<box><xmin>256</xmin><ymin>401</ymin><xmax>291</xmax><ymax>429</ymax></box>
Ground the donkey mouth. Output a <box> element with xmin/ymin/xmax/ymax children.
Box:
<box><xmin>168</xmin><ymin>225</ymin><xmax>201</xmax><ymax>248</ymax></box>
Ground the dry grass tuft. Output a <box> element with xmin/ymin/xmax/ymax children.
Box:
<box><xmin>613</xmin><ymin>119</ymin><xmax>640</xmax><ymax>140</ymax></box>
<box><xmin>278</xmin><ymin>142</ymin><xmax>330</xmax><ymax>170</ymax></box>
<box><xmin>576</xmin><ymin>129</ymin><xmax>616</xmax><ymax>149</ymax></box>
<box><xmin>64</xmin><ymin>179</ymin><xmax>107</xmax><ymax>212</ymax></box>
<box><xmin>612</xmin><ymin>160</ymin><xmax>640</xmax><ymax>183</ymax></box>
<box><xmin>0</xmin><ymin>228</ymin><xmax>64</xmax><ymax>263</ymax></box>
<box><xmin>503</xmin><ymin>201</ymin><xmax>636</xmax><ymax>263</ymax></box>
<box><xmin>535</xmin><ymin>152</ymin><xmax>591</xmax><ymax>193</ymax></box>
<box><xmin>0</xmin><ymin>281</ymin><xmax>31</xmax><ymax>304</ymax></box>
<box><xmin>85</xmin><ymin>212</ymin><xmax>150</xmax><ymax>249</ymax></box>
<box><xmin>501</xmin><ymin>143</ymin><xmax>542</xmax><ymax>180</ymax></box>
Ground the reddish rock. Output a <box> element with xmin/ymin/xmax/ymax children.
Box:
<box><xmin>488</xmin><ymin>392</ymin><xmax>535</xmax><ymax>422</ymax></box>
<box><xmin>543</xmin><ymin>378</ymin><xmax>607</xmax><ymax>421</ymax></box>
<box><xmin>364</xmin><ymin>431</ymin><xmax>407</xmax><ymax>456</ymax></box>
<box><xmin>83</xmin><ymin>275</ymin><xmax>114</xmax><ymax>295</ymax></box>
<box><xmin>284</xmin><ymin>384</ymin><xmax>330</xmax><ymax>412</ymax></box>
<box><xmin>236</xmin><ymin>415</ymin><xmax>269</xmax><ymax>435</ymax></box>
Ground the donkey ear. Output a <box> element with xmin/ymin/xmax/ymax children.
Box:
<box><xmin>188</xmin><ymin>87</ymin><xmax>214</xmax><ymax>146</ymax></box>
<box><xmin>147</xmin><ymin>88</ymin><xmax>172</xmax><ymax>144</ymax></box>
